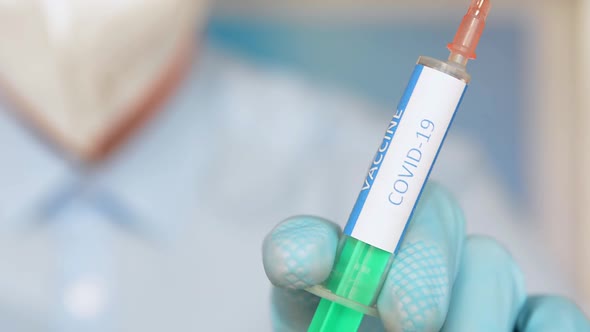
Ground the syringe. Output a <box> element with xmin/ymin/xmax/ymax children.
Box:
<box><xmin>306</xmin><ymin>0</ymin><xmax>491</xmax><ymax>331</ymax></box>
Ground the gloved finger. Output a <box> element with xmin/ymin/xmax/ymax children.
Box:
<box><xmin>377</xmin><ymin>182</ymin><xmax>466</xmax><ymax>332</ymax></box>
<box><xmin>515</xmin><ymin>296</ymin><xmax>590</xmax><ymax>332</ymax></box>
<box><xmin>263</xmin><ymin>216</ymin><xmax>340</xmax><ymax>331</ymax></box>
<box><xmin>263</xmin><ymin>215</ymin><xmax>340</xmax><ymax>289</ymax></box>
<box><xmin>441</xmin><ymin>236</ymin><xmax>526</xmax><ymax>332</ymax></box>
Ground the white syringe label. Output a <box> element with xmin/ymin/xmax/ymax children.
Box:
<box><xmin>344</xmin><ymin>65</ymin><xmax>466</xmax><ymax>253</ymax></box>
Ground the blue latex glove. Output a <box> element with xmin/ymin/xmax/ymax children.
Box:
<box><xmin>263</xmin><ymin>183</ymin><xmax>590</xmax><ymax>332</ymax></box>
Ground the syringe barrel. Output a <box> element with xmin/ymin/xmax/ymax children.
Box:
<box><xmin>307</xmin><ymin>57</ymin><xmax>468</xmax><ymax>332</ymax></box>
<box><xmin>343</xmin><ymin>57</ymin><xmax>468</xmax><ymax>254</ymax></box>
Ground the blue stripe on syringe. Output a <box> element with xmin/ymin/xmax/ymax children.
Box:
<box><xmin>344</xmin><ymin>64</ymin><xmax>424</xmax><ymax>235</ymax></box>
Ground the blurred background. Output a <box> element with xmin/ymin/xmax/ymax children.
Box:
<box><xmin>0</xmin><ymin>0</ymin><xmax>587</xmax><ymax>330</ymax></box>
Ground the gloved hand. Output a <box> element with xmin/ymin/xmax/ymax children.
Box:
<box><xmin>262</xmin><ymin>182</ymin><xmax>590</xmax><ymax>332</ymax></box>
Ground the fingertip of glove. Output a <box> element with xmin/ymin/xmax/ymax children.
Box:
<box><xmin>263</xmin><ymin>215</ymin><xmax>340</xmax><ymax>289</ymax></box>
<box><xmin>377</xmin><ymin>239</ymin><xmax>450</xmax><ymax>332</ymax></box>
<box><xmin>421</xmin><ymin>182</ymin><xmax>465</xmax><ymax>226</ymax></box>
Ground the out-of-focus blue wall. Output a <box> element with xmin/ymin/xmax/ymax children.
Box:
<box><xmin>205</xmin><ymin>15</ymin><xmax>527</xmax><ymax>203</ymax></box>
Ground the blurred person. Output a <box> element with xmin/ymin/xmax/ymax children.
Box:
<box><xmin>0</xmin><ymin>1</ymin><xmax>586</xmax><ymax>332</ymax></box>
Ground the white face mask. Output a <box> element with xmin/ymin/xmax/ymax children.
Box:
<box><xmin>0</xmin><ymin>0</ymin><xmax>207</xmax><ymax>160</ymax></box>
